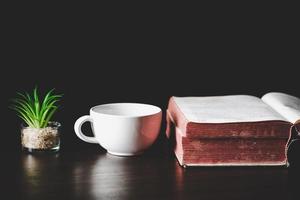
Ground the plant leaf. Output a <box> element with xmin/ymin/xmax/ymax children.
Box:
<box><xmin>11</xmin><ymin>87</ymin><xmax>62</xmax><ymax>128</ymax></box>
<box><xmin>11</xmin><ymin>106</ymin><xmax>36</xmax><ymax>127</ymax></box>
<box><xmin>12</xmin><ymin>98</ymin><xmax>37</xmax><ymax>119</ymax></box>
<box><xmin>33</xmin><ymin>87</ymin><xmax>40</xmax><ymax>122</ymax></box>
<box><xmin>40</xmin><ymin>101</ymin><xmax>59</xmax><ymax>126</ymax></box>
<box><xmin>42</xmin><ymin>106</ymin><xmax>58</xmax><ymax>128</ymax></box>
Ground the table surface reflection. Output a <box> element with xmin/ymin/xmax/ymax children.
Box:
<box><xmin>16</xmin><ymin>143</ymin><xmax>300</xmax><ymax>200</ymax></box>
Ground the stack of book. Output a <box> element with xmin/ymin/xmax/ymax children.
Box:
<box><xmin>166</xmin><ymin>92</ymin><xmax>300</xmax><ymax>167</ymax></box>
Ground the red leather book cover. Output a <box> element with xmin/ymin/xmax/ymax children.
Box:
<box><xmin>166</xmin><ymin>94</ymin><xmax>298</xmax><ymax>167</ymax></box>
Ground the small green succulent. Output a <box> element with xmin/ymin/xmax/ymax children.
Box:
<box><xmin>11</xmin><ymin>87</ymin><xmax>62</xmax><ymax>128</ymax></box>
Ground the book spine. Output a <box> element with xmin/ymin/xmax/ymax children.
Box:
<box><xmin>167</xmin><ymin>97</ymin><xmax>189</xmax><ymax>136</ymax></box>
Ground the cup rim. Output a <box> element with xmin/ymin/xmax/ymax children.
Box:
<box><xmin>90</xmin><ymin>103</ymin><xmax>162</xmax><ymax>118</ymax></box>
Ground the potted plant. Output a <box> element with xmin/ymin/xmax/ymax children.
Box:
<box><xmin>11</xmin><ymin>87</ymin><xmax>62</xmax><ymax>153</ymax></box>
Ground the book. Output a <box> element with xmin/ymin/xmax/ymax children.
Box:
<box><xmin>166</xmin><ymin>92</ymin><xmax>300</xmax><ymax>167</ymax></box>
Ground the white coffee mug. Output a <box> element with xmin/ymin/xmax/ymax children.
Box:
<box><xmin>74</xmin><ymin>103</ymin><xmax>162</xmax><ymax>156</ymax></box>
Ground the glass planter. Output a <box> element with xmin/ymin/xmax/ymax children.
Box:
<box><xmin>21</xmin><ymin>122</ymin><xmax>61</xmax><ymax>153</ymax></box>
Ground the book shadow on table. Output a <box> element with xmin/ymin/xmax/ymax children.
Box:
<box><xmin>287</xmin><ymin>137</ymin><xmax>300</xmax><ymax>200</ymax></box>
<box><xmin>288</xmin><ymin>167</ymin><xmax>300</xmax><ymax>200</ymax></box>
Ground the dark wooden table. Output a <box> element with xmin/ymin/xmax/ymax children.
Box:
<box><xmin>13</xmin><ymin>137</ymin><xmax>300</xmax><ymax>200</ymax></box>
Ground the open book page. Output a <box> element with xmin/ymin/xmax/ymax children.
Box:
<box><xmin>172</xmin><ymin>95</ymin><xmax>286</xmax><ymax>123</ymax></box>
<box><xmin>262</xmin><ymin>92</ymin><xmax>300</xmax><ymax>124</ymax></box>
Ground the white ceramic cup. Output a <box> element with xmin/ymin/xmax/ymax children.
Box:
<box><xmin>74</xmin><ymin>103</ymin><xmax>162</xmax><ymax>156</ymax></box>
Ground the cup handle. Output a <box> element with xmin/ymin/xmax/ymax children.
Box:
<box><xmin>74</xmin><ymin>115</ymin><xmax>98</xmax><ymax>143</ymax></box>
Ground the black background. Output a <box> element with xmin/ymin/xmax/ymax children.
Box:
<box><xmin>2</xmin><ymin>12</ymin><xmax>299</xmax><ymax>154</ymax></box>
<box><xmin>1</xmin><ymin>8</ymin><xmax>299</xmax><ymax>154</ymax></box>
<box><xmin>1</xmin><ymin>6</ymin><xmax>300</xmax><ymax>200</ymax></box>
